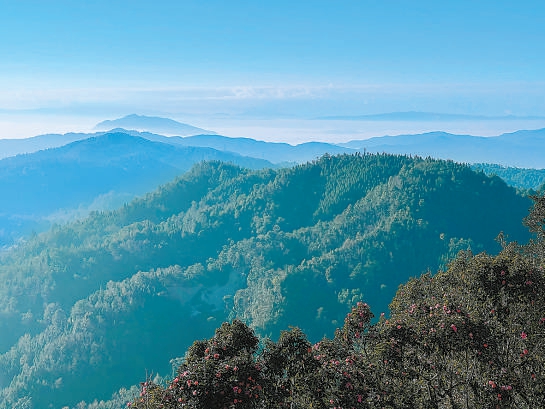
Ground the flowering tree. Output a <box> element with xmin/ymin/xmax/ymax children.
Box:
<box><xmin>131</xmin><ymin>320</ymin><xmax>264</xmax><ymax>409</ymax></box>
<box><xmin>260</xmin><ymin>326</ymin><xmax>324</xmax><ymax>408</ymax></box>
<box><xmin>378</xmin><ymin>241</ymin><xmax>545</xmax><ymax>408</ymax></box>
<box><xmin>131</xmin><ymin>195</ymin><xmax>545</xmax><ymax>409</ymax></box>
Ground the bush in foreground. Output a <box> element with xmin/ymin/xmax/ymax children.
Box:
<box><xmin>131</xmin><ymin>195</ymin><xmax>545</xmax><ymax>408</ymax></box>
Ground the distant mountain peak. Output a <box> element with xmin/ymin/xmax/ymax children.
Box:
<box><xmin>317</xmin><ymin>111</ymin><xmax>545</xmax><ymax>121</ymax></box>
<box><xmin>94</xmin><ymin>114</ymin><xmax>216</xmax><ymax>136</ymax></box>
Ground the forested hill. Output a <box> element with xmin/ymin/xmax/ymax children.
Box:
<box><xmin>471</xmin><ymin>163</ymin><xmax>545</xmax><ymax>191</ymax></box>
<box><xmin>0</xmin><ymin>132</ymin><xmax>273</xmax><ymax>247</ymax></box>
<box><xmin>341</xmin><ymin>128</ymin><xmax>545</xmax><ymax>168</ymax></box>
<box><xmin>0</xmin><ymin>154</ymin><xmax>532</xmax><ymax>408</ymax></box>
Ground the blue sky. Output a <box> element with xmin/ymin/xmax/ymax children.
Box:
<box><xmin>1</xmin><ymin>0</ymin><xmax>544</xmax><ymax>140</ymax></box>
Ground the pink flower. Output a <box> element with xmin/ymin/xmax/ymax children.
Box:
<box><xmin>450</xmin><ymin>324</ymin><xmax>458</xmax><ymax>332</ymax></box>
<box><xmin>521</xmin><ymin>331</ymin><xmax>528</xmax><ymax>340</ymax></box>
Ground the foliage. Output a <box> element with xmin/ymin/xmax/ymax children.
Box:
<box><xmin>132</xmin><ymin>194</ymin><xmax>545</xmax><ymax>409</ymax></box>
<box><xmin>0</xmin><ymin>133</ymin><xmax>274</xmax><ymax>247</ymax></box>
<box><xmin>471</xmin><ymin>163</ymin><xmax>545</xmax><ymax>191</ymax></box>
<box><xmin>0</xmin><ymin>154</ymin><xmax>533</xmax><ymax>408</ymax></box>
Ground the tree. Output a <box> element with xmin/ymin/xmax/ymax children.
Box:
<box><xmin>260</xmin><ymin>327</ymin><xmax>324</xmax><ymax>408</ymax></box>
<box><xmin>132</xmin><ymin>320</ymin><xmax>264</xmax><ymax>409</ymax></box>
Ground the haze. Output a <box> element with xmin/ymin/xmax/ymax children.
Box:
<box><xmin>1</xmin><ymin>1</ymin><xmax>544</xmax><ymax>143</ymax></box>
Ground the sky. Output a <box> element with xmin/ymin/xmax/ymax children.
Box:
<box><xmin>1</xmin><ymin>0</ymin><xmax>545</xmax><ymax>142</ymax></box>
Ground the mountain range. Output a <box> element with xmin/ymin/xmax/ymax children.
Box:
<box><xmin>0</xmin><ymin>154</ymin><xmax>532</xmax><ymax>408</ymax></box>
<box><xmin>1</xmin><ymin>115</ymin><xmax>544</xmax><ymax>248</ymax></box>
<box><xmin>341</xmin><ymin>128</ymin><xmax>545</xmax><ymax>168</ymax></box>
<box><xmin>0</xmin><ymin>133</ymin><xmax>272</xmax><ymax>247</ymax></box>
<box><xmin>0</xmin><ymin>114</ymin><xmax>543</xmax><ymax>407</ymax></box>
<box><xmin>318</xmin><ymin>111</ymin><xmax>545</xmax><ymax>121</ymax></box>
<box><xmin>2</xmin><ymin>115</ymin><xmax>545</xmax><ymax>168</ymax></box>
<box><xmin>93</xmin><ymin>114</ymin><xmax>215</xmax><ymax>136</ymax></box>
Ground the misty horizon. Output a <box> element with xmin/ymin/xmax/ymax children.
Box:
<box><xmin>2</xmin><ymin>111</ymin><xmax>545</xmax><ymax>145</ymax></box>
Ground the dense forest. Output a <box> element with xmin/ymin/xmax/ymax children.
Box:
<box><xmin>0</xmin><ymin>153</ymin><xmax>535</xmax><ymax>408</ymax></box>
<box><xmin>132</xmin><ymin>194</ymin><xmax>545</xmax><ymax>408</ymax></box>
<box><xmin>471</xmin><ymin>163</ymin><xmax>545</xmax><ymax>191</ymax></box>
<box><xmin>0</xmin><ymin>132</ymin><xmax>273</xmax><ymax>247</ymax></box>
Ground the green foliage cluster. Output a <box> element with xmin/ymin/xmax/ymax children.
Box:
<box><xmin>0</xmin><ymin>132</ymin><xmax>273</xmax><ymax>247</ymax></box>
<box><xmin>133</xmin><ymin>195</ymin><xmax>545</xmax><ymax>408</ymax></box>
<box><xmin>0</xmin><ymin>154</ymin><xmax>532</xmax><ymax>408</ymax></box>
<box><xmin>471</xmin><ymin>163</ymin><xmax>545</xmax><ymax>191</ymax></box>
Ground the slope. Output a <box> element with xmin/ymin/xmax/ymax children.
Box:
<box><xmin>165</xmin><ymin>134</ymin><xmax>356</xmax><ymax>164</ymax></box>
<box><xmin>340</xmin><ymin>128</ymin><xmax>545</xmax><ymax>168</ymax></box>
<box><xmin>471</xmin><ymin>163</ymin><xmax>545</xmax><ymax>191</ymax></box>
<box><xmin>0</xmin><ymin>132</ymin><xmax>273</xmax><ymax>247</ymax></box>
<box><xmin>0</xmin><ymin>154</ymin><xmax>532</xmax><ymax>408</ymax></box>
<box><xmin>93</xmin><ymin>114</ymin><xmax>215</xmax><ymax>136</ymax></box>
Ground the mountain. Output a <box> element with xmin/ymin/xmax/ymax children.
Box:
<box><xmin>9</xmin><ymin>117</ymin><xmax>545</xmax><ymax>170</ymax></box>
<box><xmin>0</xmin><ymin>154</ymin><xmax>531</xmax><ymax>408</ymax></box>
<box><xmin>91</xmin><ymin>130</ymin><xmax>355</xmax><ymax>164</ymax></box>
<box><xmin>0</xmin><ymin>128</ymin><xmax>355</xmax><ymax>165</ymax></box>
<box><xmin>0</xmin><ymin>133</ymin><xmax>91</xmax><ymax>160</ymax></box>
<box><xmin>0</xmin><ymin>132</ymin><xmax>273</xmax><ymax>247</ymax></box>
<box><xmin>94</xmin><ymin>114</ymin><xmax>215</xmax><ymax>136</ymax></box>
<box><xmin>338</xmin><ymin>128</ymin><xmax>545</xmax><ymax>168</ymax></box>
<box><xmin>162</xmin><ymin>134</ymin><xmax>356</xmax><ymax>164</ymax></box>
<box><xmin>318</xmin><ymin>111</ymin><xmax>545</xmax><ymax>121</ymax></box>
<box><xmin>471</xmin><ymin>163</ymin><xmax>545</xmax><ymax>191</ymax></box>
<box><xmin>132</xmin><ymin>209</ymin><xmax>545</xmax><ymax>409</ymax></box>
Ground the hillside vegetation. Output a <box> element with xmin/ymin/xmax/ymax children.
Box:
<box><xmin>471</xmin><ymin>163</ymin><xmax>545</xmax><ymax>191</ymax></box>
<box><xmin>341</xmin><ymin>128</ymin><xmax>545</xmax><ymax>168</ymax></box>
<box><xmin>0</xmin><ymin>153</ymin><xmax>532</xmax><ymax>408</ymax></box>
<box><xmin>0</xmin><ymin>132</ymin><xmax>272</xmax><ymax>247</ymax></box>
<box><xmin>133</xmin><ymin>194</ymin><xmax>545</xmax><ymax>408</ymax></box>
